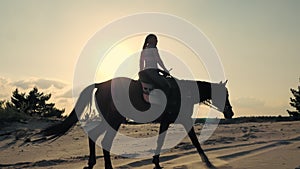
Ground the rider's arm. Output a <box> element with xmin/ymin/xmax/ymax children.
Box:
<box><xmin>154</xmin><ymin>49</ymin><xmax>168</xmax><ymax>73</ymax></box>
<box><xmin>139</xmin><ymin>51</ymin><xmax>145</xmax><ymax>71</ymax></box>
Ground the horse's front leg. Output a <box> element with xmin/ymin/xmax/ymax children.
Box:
<box><xmin>102</xmin><ymin>148</ymin><xmax>113</xmax><ymax>169</ymax></box>
<box><xmin>153</xmin><ymin>121</ymin><xmax>170</xmax><ymax>169</ymax></box>
<box><xmin>183</xmin><ymin>122</ymin><xmax>215</xmax><ymax>168</ymax></box>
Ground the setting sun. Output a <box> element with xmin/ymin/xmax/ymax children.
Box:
<box><xmin>95</xmin><ymin>35</ymin><xmax>143</xmax><ymax>82</ymax></box>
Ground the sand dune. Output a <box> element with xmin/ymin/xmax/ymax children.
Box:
<box><xmin>1</xmin><ymin>120</ymin><xmax>300</xmax><ymax>169</ymax></box>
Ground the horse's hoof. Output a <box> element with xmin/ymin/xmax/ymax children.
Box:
<box><xmin>83</xmin><ymin>165</ymin><xmax>93</xmax><ymax>169</ymax></box>
<box><xmin>206</xmin><ymin>163</ymin><xmax>217</xmax><ymax>169</ymax></box>
<box><xmin>153</xmin><ymin>167</ymin><xmax>163</xmax><ymax>169</ymax></box>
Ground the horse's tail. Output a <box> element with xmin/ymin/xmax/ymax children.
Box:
<box><xmin>36</xmin><ymin>84</ymin><xmax>96</xmax><ymax>142</ymax></box>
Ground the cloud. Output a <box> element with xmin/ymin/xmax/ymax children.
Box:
<box><xmin>1</xmin><ymin>76</ymin><xmax>68</xmax><ymax>100</ymax></box>
<box><xmin>59</xmin><ymin>89</ymin><xmax>73</xmax><ymax>98</ymax></box>
<box><xmin>36</xmin><ymin>79</ymin><xmax>65</xmax><ymax>89</ymax></box>
<box><xmin>232</xmin><ymin>97</ymin><xmax>289</xmax><ymax>117</ymax></box>
<box><xmin>0</xmin><ymin>77</ymin><xmax>11</xmax><ymax>99</ymax></box>
<box><xmin>0</xmin><ymin>93</ymin><xmax>8</xmax><ymax>98</ymax></box>
<box><xmin>0</xmin><ymin>77</ymin><xmax>8</xmax><ymax>84</ymax></box>
<box><xmin>11</xmin><ymin>78</ymin><xmax>66</xmax><ymax>90</ymax></box>
<box><xmin>11</xmin><ymin>80</ymin><xmax>31</xmax><ymax>89</ymax></box>
<box><xmin>233</xmin><ymin>97</ymin><xmax>265</xmax><ymax>108</ymax></box>
<box><xmin>0</xmin><ymin>76</ymin><xmax>74</xmax><ymax>114</ymax></box>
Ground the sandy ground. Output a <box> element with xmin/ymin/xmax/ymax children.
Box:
<box><xmin>1</xmin><ymin>120</ymin><xmax>300</xmax><ymax>169</ymax></box>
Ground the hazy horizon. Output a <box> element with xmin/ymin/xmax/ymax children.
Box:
<box><xmin>0</xmin><ymin>1</ymin><xmax>299</xmax><ymax>117</ymax></box>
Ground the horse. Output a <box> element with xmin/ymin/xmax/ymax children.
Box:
<box><xmin>37</xmin><ymin>72</ymin><xmax>234</xmax><ymax>169</ymax></box>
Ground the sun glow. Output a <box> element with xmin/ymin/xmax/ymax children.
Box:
<box><xmin>95</xmin><ymin>36</ymin><xmax>143</xmax><ymax>82</ymax></box>
<box><xmin>94</xmin><ymin>34</ymin><xmax>210</xmax><ymax>83</ymax></box>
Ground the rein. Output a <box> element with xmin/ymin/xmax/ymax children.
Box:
<box><xmin>202</xmin><ymin>100</ymin><xmax>220</xmax><ymax>112</ymax></box>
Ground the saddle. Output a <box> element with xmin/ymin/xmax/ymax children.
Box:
<box><xmin>140</xmin><ymin>79</ymin><xmax>176</xmax><ymax>105</ymax></box>
<box><xmin>139</xmin><ymin>70</ymin><xmax>174</xmax><ymax>105</ymax></box>
<box><xmin>140</xmin><ymin>81</ymin><xmax>169</xmax><ymax>105</ymax></box>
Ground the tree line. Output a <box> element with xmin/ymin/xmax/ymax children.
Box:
<box><xmin>0</xmin><ymin>87</ymin><xmax>64</xmax><ymax>121</ymax></box>
<box><xmin>287</xmin><ymin>81</ymin><xmax>300</xmax><ymax>117</ymax></box>
<box><xmin>0</xmin><ymin>80</ymin><xmax>299</xmax><ymax>122</ymax></box>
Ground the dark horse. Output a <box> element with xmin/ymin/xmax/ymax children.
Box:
<box><xmin>38</xmin><ymin>72</ymin><xmax>234</xmax><ymax>169</ymax></box>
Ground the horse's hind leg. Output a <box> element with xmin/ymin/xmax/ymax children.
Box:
<box><xmin>101</xmin><ymin>122</ymin><xmax>121</xmax><ymax>169</ymax></box>
<box><xmin>153</xmin><ymin>122</ymin><xmax>170</xmax><ymax>169</ymax></box>
<box><xmin>84</xmin><ymin>123</ymin><xmax>107</xmax><ymax>169</ymax></box>
<box><xmin>83</xmin><ymin>138</ymin><xmax>96</xmax><ymax>169</ymax></box>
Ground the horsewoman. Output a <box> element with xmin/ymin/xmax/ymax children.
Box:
<box><xmin>138</xmin><ymin>34</ymin><xmax>171</xmax><ymax>102</ymax></box>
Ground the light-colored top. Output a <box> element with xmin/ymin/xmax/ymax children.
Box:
<box><xmin>139</xmin><ymin>47</ymin><xmax>168</xmax><ymax>72</ymax></box>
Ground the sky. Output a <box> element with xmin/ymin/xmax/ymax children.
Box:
<box><xmin>0</xmin><ymin>0</ymin><xmax>299</xmax><ymax>117</ymax></box>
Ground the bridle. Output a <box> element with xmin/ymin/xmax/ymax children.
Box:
<box><xmin>202</xmin><ymin>100</ymin><xmax>232</xmax><ymax>113</ymax></box>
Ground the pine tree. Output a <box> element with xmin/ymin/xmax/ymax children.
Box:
<box><xmin>0</xmin><ymin>100</ymin><xmax>5</xmax><ymax>110</ymax></box>
<box><xmin>287</xmin><ymin>82</ymin><xmax>300</xmax><ymax>117</ymax></box>
<box><xmin>10</xmin><ymin>89</ymin><xmax>28</xmax><ymax>112</ymax></box>
<box><xmin>10</xmin><ymin>87</ymin><xmax>64</xmax><ymax>118</ymax></box>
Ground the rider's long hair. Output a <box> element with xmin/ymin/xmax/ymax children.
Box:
<box><xmin>142</xmin><ymin>34</ymin><xmax>157</xmax><ymax>50</ymax></box>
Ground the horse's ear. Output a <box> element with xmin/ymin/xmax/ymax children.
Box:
<box><xmin>224</xmin><ymin>80</ymin><xmax>228</xmax><ymax>86</ymax></box>
<box><xmin>219</xmin><ymin>80</ymin><xmax>228</xmax><ymax>85</ymax></box>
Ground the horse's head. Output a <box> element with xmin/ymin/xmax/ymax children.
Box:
<box><xmin>211</xmin><ymin>80</ymin><xmax>234</xmax><ymax>119</ymax></box>
<box><xmin>223</xmin><ymin>88</ymin><xmax>234</xmax><ymax>119</ymax></box>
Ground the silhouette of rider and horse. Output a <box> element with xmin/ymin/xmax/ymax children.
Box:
<box><xmin>32</xmin><ymin>34</ymin><xmax>234</xmax><ymax>169</ymax></box>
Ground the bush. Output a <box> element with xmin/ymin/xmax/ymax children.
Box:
<box><xmin>0</xmin><ymin>103</ymin><xmax>30</xmax><ymax>123</ymax></box>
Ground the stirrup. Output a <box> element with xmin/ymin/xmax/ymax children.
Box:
<box><xmin>141</xmin><ymin>82</ymin><xmax>153</xmax><ymax>103</ymax></box>
<box><xmin>141</xmin><ymin>82</ymin><xmax>154</xmax><ymax>95</ymax></box>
